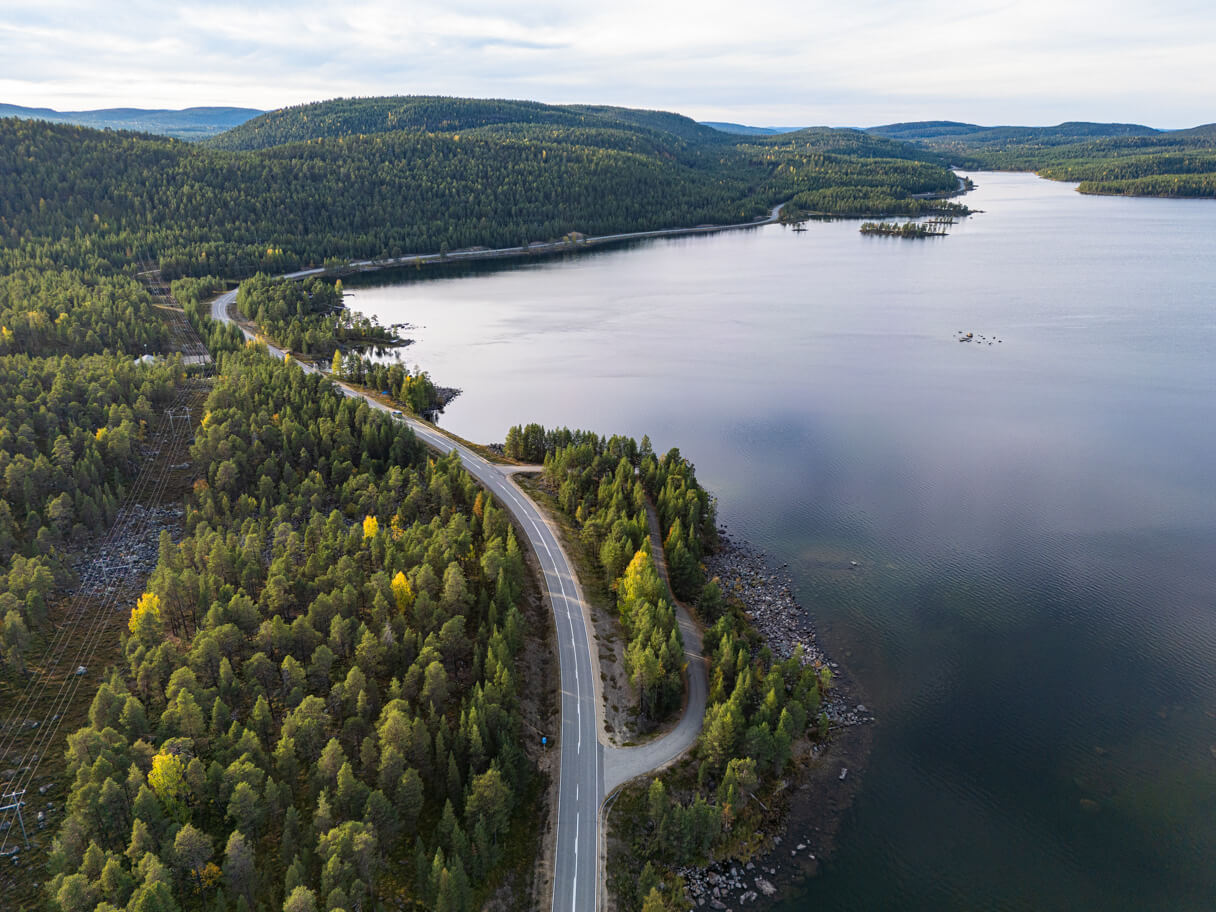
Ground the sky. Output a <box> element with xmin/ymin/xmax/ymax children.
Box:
<box><xmin>1</xmin><ymin>0</ymin><xmax>1213</xmax><ymax>128</ymax></box>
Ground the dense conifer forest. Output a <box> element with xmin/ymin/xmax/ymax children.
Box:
<box><xmin>0</xmin><ymin>354</ymin><xmax>181</xmax><ymax>674</ymax></box>
<box><xmin>204</xmin><ymin>97</ymin><xmax>730</xmax><ymax>152</ymax></box>
<box><xmin>0</xmin><ymin>260</ymin><xmax>189</xmax><ymax>677</ymax></box>
<box><xmin>43</xmin><ymin>351</ymin><xmax>545</xmax><ymax>912</ymax></box>
<box><xmin>1</xmin><ymin>97</ymin><xmax>963</xmax><ymax>281</ymax></box>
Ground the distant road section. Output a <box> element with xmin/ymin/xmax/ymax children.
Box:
<box><xmin>276</xmin><ymin>202</ymin><xmax>786</xmax><ymax>281</ymax></box>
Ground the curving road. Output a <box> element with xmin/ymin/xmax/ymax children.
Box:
<box><xmin>212</xmin><ymin>289</ymin><xmax>603</xmax><ymax>911</ymax></box>
<box><xmin>212</xmin><ymin>239</ymin><xmax>724</xmax><ymax>906</ymax></box>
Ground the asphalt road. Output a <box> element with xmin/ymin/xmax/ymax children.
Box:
<box><xmin>212</xmin><ymin>289</ymin><xmax>603</xmax><ymax>912</ymax></box>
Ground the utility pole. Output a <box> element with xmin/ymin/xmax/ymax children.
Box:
<box><xmin>166</xmin><ymin>406</ymin><xmax>192</xmax><ymax>435</ymax></box>
<box><xmin>0</xmin><ymin>788</ymin><xmax>29</xmax><ymax>850</ymax></box>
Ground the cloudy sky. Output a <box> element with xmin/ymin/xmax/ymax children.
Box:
<box><xmin>2</xmin><ymin>0</ymin><xmax>1212</xmax><ymax>127</ymax></box>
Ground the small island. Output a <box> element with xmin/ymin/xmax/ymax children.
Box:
<box><xmin>859</xmin><ymin>219</ymin><xmax>950</xmax><ymax>238</ymax></box>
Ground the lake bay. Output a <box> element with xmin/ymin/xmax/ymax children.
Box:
<box><xmin>347</xmin><ymin>172</ymin><xmax>1216</xmax><ymax>911</ymax></box>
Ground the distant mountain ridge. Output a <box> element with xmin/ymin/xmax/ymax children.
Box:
<box><xmin>864</xmin><ymin>120</ymin><xmax>1163</xmax><ymax>145</ymax></box>
<box><xmin>0</xmin><ymin>103</ymin><xmax>262</xmax><ymax>139</ymax></box>
<box><xmin>700</xmin><ymin>122</ymin><xmax>804</xmax><ymax>136</ymax></box>
<box><xmin>709</xmin><ymin>119</ymin><xmax>1176</xmax><ymax>145</ymax></box>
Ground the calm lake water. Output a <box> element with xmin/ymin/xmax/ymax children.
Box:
<box><xmin>347</xmin><ymin>172</ymin><xmax>1216</xmax><ymax>911</ymax></box>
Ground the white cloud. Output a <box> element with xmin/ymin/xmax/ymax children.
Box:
<box><xmin>0</xmin><ymin>0</ymin><xmax>1212</xmax><ymax>126</ymax></box>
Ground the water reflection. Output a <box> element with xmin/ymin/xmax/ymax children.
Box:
<box><xmin>346</xmin><ymin>173</ymin><xmax>1216</xmax><ymax>911</ymax></box>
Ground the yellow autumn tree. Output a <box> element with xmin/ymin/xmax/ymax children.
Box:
<box><xmin>200</xmin><ymin>862</ymin><xmax>223</xmax><ymax>890</ymax></box>
<box><xmin>618</xmin><ymin>547</ymin><xmax>664</xmax><ymax>608</ymax></box>
<box><xmin>148</xmin><ymin>750</ymin><xmax>188</xmax><ymax>818</ymax></box>
<box><xmin>363</xmin><ymin>515</ymin><xmax>379</xmax><ymax>540</ymax></box>
<box><xmin>128</xmin><ymin>591</ymin><xmax>163</xmax><ymax>641</ymax></box>
<box><xmin>391</xmin><ymin>571</ymin><xmax>414</xmax><ymax>611</ymax></box>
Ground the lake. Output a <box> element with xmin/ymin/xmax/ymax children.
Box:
<box><xmin>346</xmin><ymin>172</ymin><xmax>1216</xmax><ymax>911</ymax></box>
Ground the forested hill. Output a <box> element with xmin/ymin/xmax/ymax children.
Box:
<box><xmin>863</xmin><ymin>121</ymin><xmax>985</xmax><ymax>140</ymax></box>
<box><xmin>0</xmin><ymin>101</ymin><xmax>962</xmax><ymax>279</ymax></box>
<box><xmin>866</xmin><ymin>120</ymin><xmax>1216</xmax><ymax>198</ymax></box>
<box><xmin>206</xmin><ymin>96</ymin><xmax>728</xmax><ymax>151</ymax></box>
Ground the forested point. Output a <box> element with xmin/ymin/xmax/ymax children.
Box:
<box><xmin>502</xmin><ymin>423</ymin><xmax>830</xmax><ymax>911</ymax></box>
<box><xmin>506</xmin><ymin>424</ymin><xmax>715</xmax><ymax>727</ymax></box>
<box><xmin>330</xmin><ymin>355</ymin><xmax>447</xmax><ymax>419</ymax></box>
<box><xmin>43</xmin><ymin>351</ymin><xmax>544</xmax><ymax>912</ymax></box>
<box><xmin>235</xmin><ymin>274</ymin><xmax>401</xmax><ymax>359</ymax></box>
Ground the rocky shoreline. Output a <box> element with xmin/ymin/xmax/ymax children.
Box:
<box><xmin>675</xmin><ymin>532</ymin><xmax>875</xmax><ymax>910</ymax></box>
<box><xmin>706</xmin><ymin>533</ymin><xmax>827</xmax><ymax>663</ymax></box>
<box><xmin>705</xmin><ymin>532</ymin><xmax>873</xmax><ymax>727</ymax></box>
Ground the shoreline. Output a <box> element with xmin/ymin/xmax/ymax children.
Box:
<box><xmin>674</xmin><ymin>532</ymin><xmax>874</xmax><ymax>910</ymax></box>
<box><xmin>274</xmin><ymin>177</ymin><xmax>979</xmax><ymax>286</ymax></box>
<box><xmin>280</xmin><ymin>203</ymin><xmax>789</xmax><ymax>282</ymax></box>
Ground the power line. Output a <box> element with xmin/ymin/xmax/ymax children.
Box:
<box><xmin>0</xmin><ymin>262</ymin><xmax>216</xmax><ymax>851</ymax></box>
